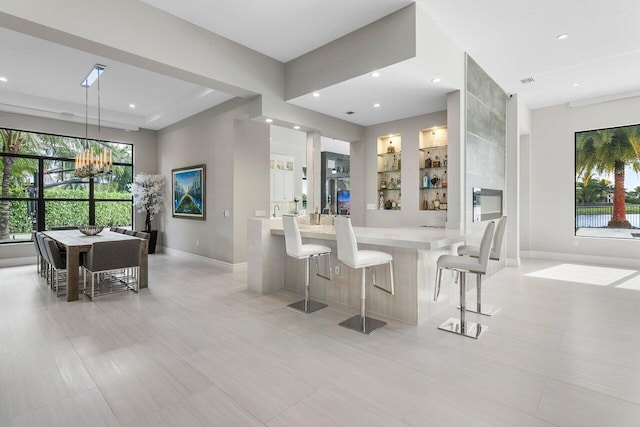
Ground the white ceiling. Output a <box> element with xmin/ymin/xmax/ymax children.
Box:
<box><xmin>137</xmin><ymin>0</ymin><xmax>414</xmax><ymax>63</ymax></box>
<box><xmin>417</xmin><ymin>0</ymin><xmax>640</xmax><ymax>109</ymax></box>
<box><xmin>0</xmin><ymin>27</ymin><xmax>234</xmax><ymax>131</ymax></box>
<box><xmin>0</xmin><ymin>0</ymin><xmax>638</xmax><ymax>133</ymax></box>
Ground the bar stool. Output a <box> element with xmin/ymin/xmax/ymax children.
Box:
<box><xmin>282</xmin><ymin>215</ymin><xmax>332</xmax><ymax>313</ymax></box>
<box><xmin>434</xmin><ymin>221</ymin><xmax>494</xmax><ymax>339</ymax></box>
<box><xmin>456</xmin><ymin>216</ymin><xmax>506</xmax><ymax>316</ymax></box>
<box><xmin>334</xmin><ymin>216</ymin><xmax>394</xmax><ymax>335</ymax></box>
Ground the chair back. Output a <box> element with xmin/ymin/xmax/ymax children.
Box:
<box><xmin>334</xmin><ymin>216</ymin><xmax>359</xmax><ymax>268</ymax></box>
<box><xmin>84</xmin><ymin>239</ymin><xmax>141</xmax><ymax>272</ymax></box>
<box><xmin>32</xmin><ymin>231</ymin><xmax>43</xmax><ymax>257</ymax></box>
<box><xmin>116</xmin><ymin>228</ymin><xmax>126</xmax><ymax>234</ymax></box>
<box><xmin>476</xmin><ymin>221</ymin><xmax>496</xmax><ymax>274</ymax></box>
<box><xmin>490</xmin><ymin>216</ymin><xmax>507</xmax><ymax>260</ymax></box>
<box><xmin>43</xmin><ymin>237</ymin><xmax>66</xmax><ymax>269</ymax></box>
<box><xmin>135</xmin><ymin>231</ymin><xmax>150</xmax><ymax>240</ymax></box>
<box><xmin>282</xmin><ymin>215</ymin><xmax>303</xmax><ymax>258</ymax></box>
<box><xmin>36</xmin><ymin>232</ymin><xmax>48</xmax><ymax>259</ymax></box>
<box><xmin>125</xmin><ymin>230</ymin><xmax>137</xmax><ymax>236</ymax></box>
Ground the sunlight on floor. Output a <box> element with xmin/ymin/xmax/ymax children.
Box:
<box><xmin>616</xmin><ymin>274</ymin><xmax>640</xmax><ymax>291</ymax></box>
<box><xmin>525</xmin><ymin>263</ymin><xmax>637</xmax><ymax>286</ymax></box>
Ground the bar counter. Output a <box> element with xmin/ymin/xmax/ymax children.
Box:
<box><xmin>247</xmin><ymin>218</ymin><xmax>466</xmax><ymax>324</ymax></box>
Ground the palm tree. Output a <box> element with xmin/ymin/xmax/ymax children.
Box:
<box><xmin>0</xmin><ymin>130</ymin><xmax>41</xmax><ymax>240</ymax></box>
<box><xmin>577</xmin><ymin>126</ymin><xmax>640</xmax><ymax>227</ymax></box>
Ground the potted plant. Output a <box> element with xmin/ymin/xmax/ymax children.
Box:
<box><xmin>128</xmin><ymin>173</ymin><xmax>165</xmax><ymax>254</ymax></box>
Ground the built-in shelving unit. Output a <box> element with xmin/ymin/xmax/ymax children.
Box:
<box><xmin>419</xmin><ymin>127</ymin><xmax>448</xmax><ymax>211</ymax></box>
<box><xmin>270</xmin><ymin>154</ymin><xmax>294</xmax><ymax>202</ymax></box>
<box><xmin>377</xmin><ymin>134</ymin><xmax>402</xmax><ymax>210</ymax></box>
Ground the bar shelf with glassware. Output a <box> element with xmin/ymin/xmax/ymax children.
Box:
<box><xmin>419</xmin><ymin>126</ymin><xmax>447</xmax><ymax>211</ymax></box>
<box><xmin>377</xmin><ymin>134</ymin><xmax>402</xmax><ymax>210</ymax></box>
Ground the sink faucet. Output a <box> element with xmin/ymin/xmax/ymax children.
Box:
<box><xmin>273</xmin><ymin>204</ymin><xmax>280</xmax><ymax>218</ymax></box>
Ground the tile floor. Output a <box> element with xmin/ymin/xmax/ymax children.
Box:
<box><xmin>1</xmin><ymin>255</ymin><xmax>640</xmax><ymax>426</ymax></box>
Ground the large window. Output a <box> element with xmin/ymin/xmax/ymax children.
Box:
<box><xmin>0</xmin><ymin>128</ymin><xmax>133</xmax><ymax>243</ymax></box>
<box><xmin>575</xmin><ymin>123</ymin><xmax>640</xmax><ymax>238</ymax></box>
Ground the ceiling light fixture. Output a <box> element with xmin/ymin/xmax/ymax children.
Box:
<box><xmin>373</xmin><ymin>103</ymin><xmax>381</xmax><ymax>108</ymax></box>
<box><xmin>265</xmin><ymin>118</ymin><xmax>273</xmax><ymax>123</ymax></box>
<box><xmin>431</xmin><ymin>78</ymin><xmax>441</xmax><ymax>83</ymax></box>
<box><xmin>293</xmin><ymin>125</ymin><xmax>300</xmax><ymax>130</ymax></box>
<box><xmin>557</xmin><ymin>34</ymin><xmax>568</xmax><ymax>40</ymax></box>
<box><xmin>0</xmin><ymin>77</ymin><xmax>7</xmax><ymax>82</ymax></box>
<box><xmin>129</xmin><ymin>104</ymin><xmax>136</xmax><ymax>109</ymax></box>
<box><xmin>312</xmin><ymin>92</ymin><xmax>320</xmax><ymax>97</ymax></box>
<box><xmin>371</xmin><ymin>71</ymin><xmax>380</xmax><ymax>77</ymax></box>
<box><xmin>75</xmin><ymin>64</ymin><xmax>113</xmax><ymax>179</ymax></box>
<box><xmin>572</xmin><ymin>83</ymin><xmax>580</xmax><ymax>87</ymax></box>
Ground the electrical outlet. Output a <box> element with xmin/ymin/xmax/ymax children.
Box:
<box><xmin>223</xmin><ymin>210</ymin><xmax>230</xmax><ymax>217</ymax></box>
<box><xmin>334</xmin><ymin>265</ymin><xmax>341</xmax><ymax>276</ymax></box>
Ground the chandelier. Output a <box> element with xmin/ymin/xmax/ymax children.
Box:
<box><xmin>75</xmin><ymin>64</ymin><xmax>113</xmax><ymax>179</ymax></box>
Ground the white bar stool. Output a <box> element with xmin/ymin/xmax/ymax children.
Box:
<box><xmin>334</xmin><ymin>216</ymin><xmax>394</xmax><ymax>335</ymax></box>
<box><xmin>283</xmin><ymin>215</ymin><xmax>332</xmax><ymax>313</ymax></box>
<box><xmin>456</xmin><ymin>216</ymin><xmax>507</xmax><ymax>316</ymax></box>
<box><xmin>434</xmin><ymin>221</ymin><xmax>494</xmax><ymax>339</ymax></box>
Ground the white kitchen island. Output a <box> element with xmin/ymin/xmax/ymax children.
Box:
<box><xmin>247</xmin><ymin>218</ymin><xmax>467</xmax><ymax>325</ymax></box>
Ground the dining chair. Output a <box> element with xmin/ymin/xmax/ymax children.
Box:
<box><xmin>83</xmin><ymin>239</ymin><xmax>141</xmax><ymax>299</ymax></box>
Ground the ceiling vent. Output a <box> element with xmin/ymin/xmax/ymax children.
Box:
<box><xmin>520</xmin><ymin>77</ymin><xmax>535</xmax><ymax>84</ymax></box>
<box><xmin>345</xmin><ymin>111</ymin><xmax>355</xmax><ymax>115</ymax></box>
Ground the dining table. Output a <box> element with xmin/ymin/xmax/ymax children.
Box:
<box><xmin>42</xmin><ymin>229</ymin><xmax>148</xmax><ymax>302</ymax></box>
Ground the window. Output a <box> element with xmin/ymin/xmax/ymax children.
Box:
<box><xmin>0</xmin><ymin>128</ymin><xmax>133</xmax><ymax>243</ymax></box>
<box><xmin>575</xmin><ymin>123</ymin><xmax>640</xmax><ymax>238</ymax></box>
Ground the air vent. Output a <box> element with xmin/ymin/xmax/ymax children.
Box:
<box><xmin>345</xmin><ymin>111</ymin><xmax>355</xmax><ymax>115</ymax></box>
<box><xmin>520</xmin><ymin>77</ymin><xmax>535</xmax><ymax>84</ymax></box>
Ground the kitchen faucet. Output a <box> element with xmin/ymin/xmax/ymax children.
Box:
<box><xmin>273</xmin><ymin>204</ymin><xmax>280</xmax><ymax>218</ymax></box>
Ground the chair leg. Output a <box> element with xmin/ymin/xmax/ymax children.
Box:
<box><xmin>434</xmin><ymin>267</ymin><xmax>443</xmax><ymax>301</ymax></box>
<box><xmin>437</xmin><ymin>271</ymin><xmax>488</xmax><ymax>339</ymax></box>
<box><xmin>288</xmin><ymin>257</ymin><xmax>327</xmax><ymax>314</ymax></box>
<box><xmin>464</xmin><ymin>273</ymin><xmax>502</xmax><ymax>316</ymax></box>
<box><xmin>339</xmin><ymin>267</ymin><xmax>387</xmax><ymax>335</ymax></box>
<box><xmin>314</xmin><ymin>253</ymin><xmax>332</xmax><ymax>281</ymax></box>
<box><xmin>372</xmin><ymin>261</ymin><xmax>394</xmax><ymax>295</ymax></box>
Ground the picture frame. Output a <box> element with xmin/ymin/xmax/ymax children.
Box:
<box><xmin>172</xmin><ymin>164</ymin><xmax>206</xmax><ymax>220</ymax></box>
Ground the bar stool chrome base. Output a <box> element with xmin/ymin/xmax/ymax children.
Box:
<box><xmin>288</xmin><ymin>299</ymin><xmax>328</xmax><ymax>314</ymax></box>
<box><xmin>339</xmin><ymin>315</ymin><xmax>387</xmax><ymax>335</ymax></box>
<box><xmin>438</xmin><ymin>317</ymin><xmax>487</xmax><ymax>339</ymax></box>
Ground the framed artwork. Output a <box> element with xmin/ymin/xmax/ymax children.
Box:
<box><xmin>172</xmin><ymin>164</ymin><xmax>206</xmax><ymax>220</ymax></box>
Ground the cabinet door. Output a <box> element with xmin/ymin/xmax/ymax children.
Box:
<box><xmin>282</xmin><ymin>171</ymin><xmax>294</xmax><ymax>201</ymax></box>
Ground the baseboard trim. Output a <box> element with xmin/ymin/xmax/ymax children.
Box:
<box><xmin>158</xmin><ymin>246</ymin><xmax>247</xmax><ymax>273</ymax></box>
<box><xmin>521</xmin><ymin>250</ymin><xmax>640</xmax><ymax>269</ymax></box>
<box><xmin>0</xmin><ymin>256</ymin><xmax>37</xmax><ymax>268</ymax></box>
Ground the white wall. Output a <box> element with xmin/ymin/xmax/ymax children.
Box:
<box><xmin>157</xmin><ymin>98</ymin><xmax>270</xmax><ymax>266</ymax></box>
<box><xmin>527</xmin><ymin>96</ymin><xmax>640</xmax><ymax>266</ymax></box>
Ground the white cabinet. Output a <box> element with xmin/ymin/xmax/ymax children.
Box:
<box><xmin>270</xmin><ymin>155</ymin><xmax>294</xmax><ymax>202</ymax></box>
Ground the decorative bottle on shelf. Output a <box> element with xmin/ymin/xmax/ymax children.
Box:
<box><xmin>379</xmin><ymin>192</ymin><xmax>384</xmax><ymax>210</ymax></box>
<box><xmin>434</xmin><ymin>192</ymin><xmax>441</xmax><ymax>210</ymax></box>
<box><xmin>397</xmin><ymin>153</ymin><xmax>401</xmax><ymax>170</ymax></box>
<box><xmin>396</xmin><ymin>174</ymin><xmax>401</xmax><ymax>189</ymax></box>
<box><xmin>388</xmin><ymin>177</ymin><xmax>396</xmax><ymax>189</ymax></box>
<box><xmin>422</xmin><ymin>191</ymin><xmax>428</xmax><ymax>210</ymax></box>
<box><xmin>444</xmin><ymin>154</ymin><xmax>448</xmax><ymax>167</ymax></box>
<box><xmin>440</xmin><ymin>192</ymin><xmax>447</xmax><ymax>210</ymax></box>
<box><xmin>397</xmin><ymin>192</ymin><xmax>401</xmax><ymax>210</ymax></box>
<box><xmin>380</xmin><ymin>174</ymin><xmax>387</xmax><ymax>189</ymax></box>
<box><xmin>423</xmin><ymin>170</ymin><xmax>430</xmax><ymax>188</ymax></box>
<box><xmin>392</xmin><ymin>155</ymin><xmax>397</xmax><ymax>170</ymax></box>
<box><xmin>425</xmin><ymin>151</ymin><xmax>432</xmax><ymax>168</ymax></box>
<box><xmin>442</xmin><ymin>170</ymin><xmax>447</xmax><ymax>188</ymax></box>
<box><xmin>431</xmin><ymin>172</ymin><xmax>439</xmax><ymax>188</ymax></box>
<box><xmin>433</xmin><ymin>155</ymin><xmax>440</xmax><ymax>168</ymax></box>
<box><xmin>387</xmin><ymin>140</ymin><xmax>395</xmax><ymax>153</ymax></box>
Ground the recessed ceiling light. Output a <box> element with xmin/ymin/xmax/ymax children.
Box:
<box><xmin>373</xmin><ymin>103</ymin><xmax>381</xmax><ymax>108</ymax></box>
<box><xmin>312</xmin><ymin>92</ymin><xmax>320</xmax><ymax>97</ymax></box>
<box><xmin>129</xmin><ymin>104</ymin><xmax>136</xmax><ymax>109</ymax></box>
<box><xmin>431</xmin><ymin>78</ymin><xmax>441</xmax><ymax>83</ymax></box>
<box><xmin>557</xmin><ymin>34</ymin><xmax>568</xmax><ymax>40</ymax></box>
<box><xmin>293</xmin><ymin>125</ymin><xmax>300</xmax><ymax>130</ymax></box>
<box><xmin>265</xmin><ymin>118</ymin><xmax>273</xmax><ymax>123</ymax></box>
<box><xmin>371</xmin><ymin>71</ymin><xmax>380</xmax><ymax>78</ymax></box>
<box><xmin>572</xmin><ymin>83</ymin><xmax>580</xmax><ymax>87</ymax></box>
<box><xmin>0</xmin><ymin>77</ymin><xmax>7</xmax><ymax>82</ymax></box>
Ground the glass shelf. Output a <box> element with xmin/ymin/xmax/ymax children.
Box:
<box><xmin>377</xmin><ymin>151</ymin><xmax>401</xmax><ymax>157</ymax></box>
<box><xmin>378</xmin><ymin>169</ymin><xmax>401</xmax><ymax>173</ymax></box>
<box><xmin>420</xmin><ymin>166</ymin><xmax>447</xmax><ymax>170</ymax></box>
<box><xmin>379</xmin><ymin>188</ymin><xmax>401</xmax><ymax>191</ymax></box>
<box><xmin>420</xmin><ymin>187</ymin><xmax>447</xmax><ymax>190</ymax></box>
